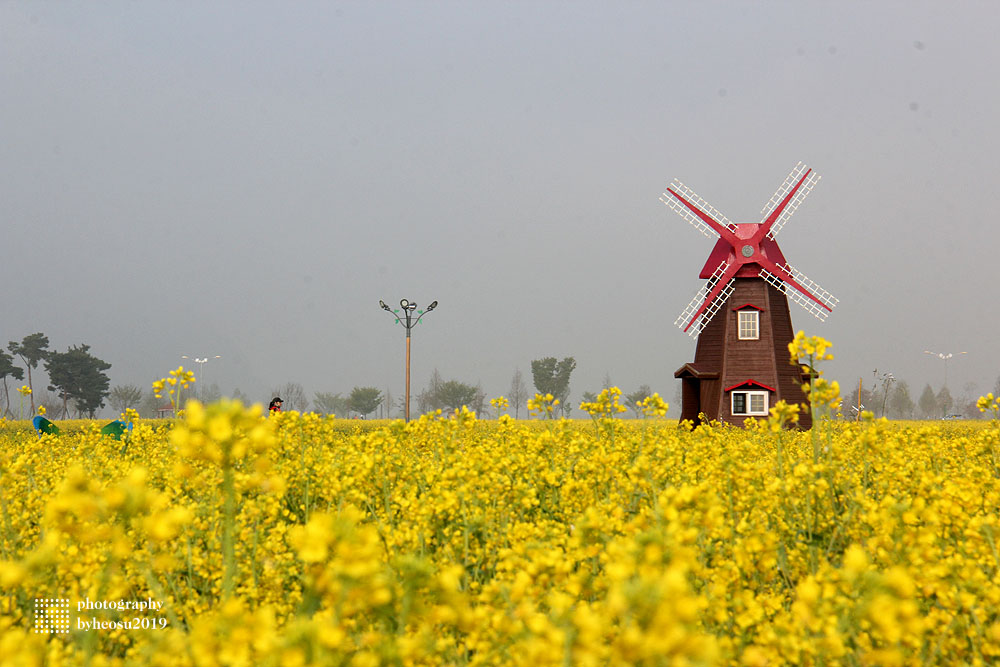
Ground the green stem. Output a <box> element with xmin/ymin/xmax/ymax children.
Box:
<box><xmin>222</xmin><ymin>463</ymin><xmax>236</xmax><ymax>599</ymax></box>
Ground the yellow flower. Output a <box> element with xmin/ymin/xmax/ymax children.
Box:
<box><xmin>527</xmin><ymin>393</ymin><xmax>560</xmax><ymax>418</ymax></box>
<box><xmin>767</xmin><ymin>400</ymin><xmax>799</xmax><ymax>431</ymax></box>
<box><xmin>638</xmin><ymin>393</ymin><xmax>669</xmax><ymax>418</ymax></box>
<box><xmin>788</xmin><ymin>330</ymin><xmax>834</xmax><ymax>363</ymax></box>
<box><xmin>977</xmin><ymin>393</ymin><xmax>1000</xmax><ymax>417</ymax></box>
<box><xmin>579</xmin><ymin>387</ymin><xmax>627</xmax><ymax>418</ymax></box>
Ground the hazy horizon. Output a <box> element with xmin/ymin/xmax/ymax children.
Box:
<box><xmin>3</xmin><ymin>2</ymin><xmax>998</xmax><ymax>418</ymax></box>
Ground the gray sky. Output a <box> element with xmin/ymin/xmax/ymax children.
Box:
<box><xmin>3</xmin><ymin>2</ymin><xmax>998</xmax><ymax>414</ymax></box>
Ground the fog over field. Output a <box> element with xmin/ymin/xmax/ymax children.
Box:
<box><xmin>3</xmin><ymin>2</ymin><xmax>998</xmax><ymax>416</ymax></box>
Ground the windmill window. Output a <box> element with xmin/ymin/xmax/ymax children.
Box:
<box><xmin>738</xmin><ymin>310</ymin><xmax>759</xmax><ymax>340</ymax></box>
<box><xmin>732</xmin><ymin>391</ymin><xmax>768</xmax><ymax>416</ymax></box>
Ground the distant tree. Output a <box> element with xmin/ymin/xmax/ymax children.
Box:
<box><xmin>887</xmin><ymin>381</ymin><xmax>915</xmax><ymax>419</ymax></box>
<box><xmin>530</xmin><ymin>356</ymin><xmax>576</xmax><ymax>412</ymax></box>
<box><xmin>382</xmin><ymin>387</ymin><xmax>394</xmax><ymax>419</ymax></box>
<box><xmin>270</xmin><ymin>382</ymin><xmax>309</xmax><ymax>412</ymax></box>
<box><xmin>232</xmin><ymin>388</ymin><xmax>250</xmax><ymax>404</ymax></box>
<box><xmin>36</xmin><ymin>390</ymin><xmax>62</xmax><ymax>417</ymax></box>
<box><xmin>199</xmin><ymin>382</ymin><xmax>223</xmax><ymax>404</ymax></box>
<box><xmin>626</xmin><ymin>385</ymin><xmax>654</xmax><ymax>418</ymax></box>
<box><xmin>349</xmin><ymin>387</ymin><xmax>383</xmax><ymax>418</ymax></box>
<box><xmin>8</xmin><ymin>333</ymin><xmax>50</xmax><ymax>413</ymax></box>
<box><xmin>434</xmin><ymin>380</ymin><xmax>481</xmax><ymax>412</ymax></box>
<box><xmin>936</xmin><ymin>386</ymin><xmax>954</xmax><ymax>418</ymax></box>
<box><xmin>109</xmin><ymin>384</ymin><xmax>144</xmax><ymax>415</ymax></box>
<box><xmin>581</xmin><ymin>391</ymin><xmax>598</xmax><ymax>404</ymax></box>
<box><xmin>314</xmin><ymin>391</ymin><xmax>351</xmax><ymax>416</ymax></box>
<box><xmin>602</xmin><ymin>373</ymin><xmax>613</xmax><ymax>390</ymax></box>
<box><xmin>139</xmin><ymin>389</ymin><xmax>162</xmax><ymax>418</ymax></box>
<box><xmin>44</xmin><ymin>344</ymin><xmax>112</xmax><ymax>418</ymax></box>
<box><xmin>416</xmin><ymin>369</ymin><xmax>444</xmax><ymax>415</ymax></box>
<box><xmin>917</xmin><ymin>384</ymin><xmax>938</xmax><ymax>419</ymax></box>
<box><xmin>415</xmin><ymin>372</ymin><xmax>486</xmax><ymax>415</ymax></box>
<box><xmin>0</xmin><ymin>349</ymin><xmax>24</xmax><ymax>417</ymax></box>
<box><xmin>508</xmin><ymin>369</ymin><xmax>530</xmax><ymax>419</ymax></box>
<box><xmin>956</xmin><ymin>381</ymin><xmax>981</xmax><ymax>419</ymax></box>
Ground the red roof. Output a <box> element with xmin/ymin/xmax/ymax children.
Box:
<box><xmin>723</xmin><ymin>379</ymin><xmax>776</xmax><ymax>392</ymax></box>
<box><xmin>732</xmin><ymin>303</ymin><xmax>763</xmax><ymax>311</ymax></box>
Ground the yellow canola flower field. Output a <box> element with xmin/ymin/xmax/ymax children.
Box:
<box><xmin>1</xmin><ymin>402</ymin><xmax>1000</xmax><ymax>666</ymax></box>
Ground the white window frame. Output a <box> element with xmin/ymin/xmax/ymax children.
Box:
<box><xmin>731</xmin><ymin>390</ymin><xmax>768</xmax><ymax>416</ymax></box>
<box><xmin>737</xmin><ymin>310</ymin><xmax>759</xmax><ymax>340</ymax></box>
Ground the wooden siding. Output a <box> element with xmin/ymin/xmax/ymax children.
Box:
<box><xmin>678</xmin><ymin>278</ymin><xmax>812</xmax><ymax>428</ymax></box>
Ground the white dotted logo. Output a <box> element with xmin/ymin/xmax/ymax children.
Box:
<box><xmin>34</xmin><ymin>598</ymin><xmax>70</xmax><ymax>634</ymax></box>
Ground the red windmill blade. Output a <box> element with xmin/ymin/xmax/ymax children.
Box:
<box><xmin>662</xmin><ymin>163</ymin><xmax>838</xmax><ymax>336</ymax></box>
<box><xmin>759</xmin><ymin>162</ymin><xmax>821</xmax><ymax>240</ymax></box>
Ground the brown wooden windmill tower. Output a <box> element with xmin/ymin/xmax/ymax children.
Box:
<box><xmin>661</xmin><ymin>163</ymin><xmax>837</xmax><ymax>427</ymax></box>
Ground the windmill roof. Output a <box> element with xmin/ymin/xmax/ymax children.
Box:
<box><xmin>699</xmin><ymin>236</ymin><xmax>788</xmax><ymax>279</ymax></box>
<box><xmin>674</xmin><ymin>363</ymin><xmax>719</xmax><ymax>379</ymax></box>
<box><xmin>723</xmin><ymin>379</ymin><xmax>777</xmax><ymax>393</ymax></box>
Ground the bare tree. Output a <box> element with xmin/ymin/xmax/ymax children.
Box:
<box><xmin>35</xmin><ymin>390</ymin><xmax>63</xmax><ymax>418</ymax></box>
<box><xmin>626</xmin><ymin>384</ymin><xmax>653</xmax><ymax>418</ymax></box>
<box><xmin>314</xmin><ymin>392</ymin><xmax>350</xmax><ymax>416</ymax></box>
<box><xmin>416</xmin><ymin>369</ymin><xmax>444</xmax><ymax>416</ymax></box>
<box><xmin>269</xmin><ymin>382</ymin><xmax>309</xmax><ymax>412</ymax></box>
<box><xmin>509</xmin><ymin>368</ymin><xmax>529</xmax><ymax>419</ymax></box>
<box><xmin>383</xmin><ymin>386</ymin><xmax>394</xmax><ymax>419</ymax></box>
<box><xmin>200</xmin><ymin>382</ymin><xmax>223</xmax><ymax>404</ymax></box>
<box><xmin>139</xmin><ymin>389</ymin><xmax>162</xmax><ymax>418</ymax></box>
<box><xmin>110</xmin><ymin>384</ymin><xmax>145</xmax><ymax>414</ymax></box>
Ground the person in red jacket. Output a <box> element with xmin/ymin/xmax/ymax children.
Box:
<box><xmin>268</xmin><ymin>397</ymin><xmax>283</xmax><ymax>414</ymax></box>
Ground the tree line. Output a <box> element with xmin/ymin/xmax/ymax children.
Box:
<box><xmin>15</xmin><ymin>335</ymin><xmax>978</xmax><ymax>422</ymax></box>
<box><xmin>0</xmin><ymin>333</ymin><xmax>112</xmax><ymax>418</ymax></box>
<box><xmin>2</xmin><ymin>340</ymin><xmax>664</xmax><ymax>420</ymax></box>
<box><xmin>843</xmin><ymin>374</ymin><xmax>997</xmax><ymax>420</ymax></box>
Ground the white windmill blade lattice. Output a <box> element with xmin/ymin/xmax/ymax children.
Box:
<box><xmin>760</xmin><ymin>263</ymin><xmax>839</xmax><ymax>321</ymax></box>
<box><xmin>674</xmin><ymin>261</ymin><xmax>735</xmax><ymax>337</ymax></box>
<box><xmin>661</xmin><ymin>179</ymin><xmax>738</xmax><ymax>239</ymax></box>
<box><xmin>761</xmin><ymin>162</ymin><xmax>821</xmax><ymax>240</ymax></box>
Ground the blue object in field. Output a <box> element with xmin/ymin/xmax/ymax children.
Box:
<box><xmin>100</xmin><ymin>420</ymin><xmax>133</xmax><ymax>441</ymax></box>
<box><xmin>32</xmin><ymin>415</ymin><xmax>61</xmax><ymax>436</ymax></box>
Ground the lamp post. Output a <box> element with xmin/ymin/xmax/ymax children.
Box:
<box><xmin>380</xmin><ymin>299</ymin><xmax>437</xmax><ymax>422</ymax></box>
<box><xmin>923</xmin><ymin>350</ymin><xmax>966</xmax><ymax>388</ymax></box>
<box><xmin>181</xmin><ymin>355</ymin><xmax>221</xmax><ymax>396</ymax></box>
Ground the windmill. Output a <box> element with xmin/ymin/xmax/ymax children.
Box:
<box><xmin>662</xmin><ymin>162</ymin><xmax>837</xmax><ymax>427</ymax></box>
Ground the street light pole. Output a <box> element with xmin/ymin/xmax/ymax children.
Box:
<box><xmin>923</xmin><ymin>350</ymin><xmax>966</xmax><ymax>388</ymax></box>
<box><xmin>380</xmin><ymin>299</ymin><xmax>437</xmax><ymax>422</ymax></box>
<box><xmin>181</xmin><ymin>355</ymin><xmax>222</xmax><ymax>396</ymax></box>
